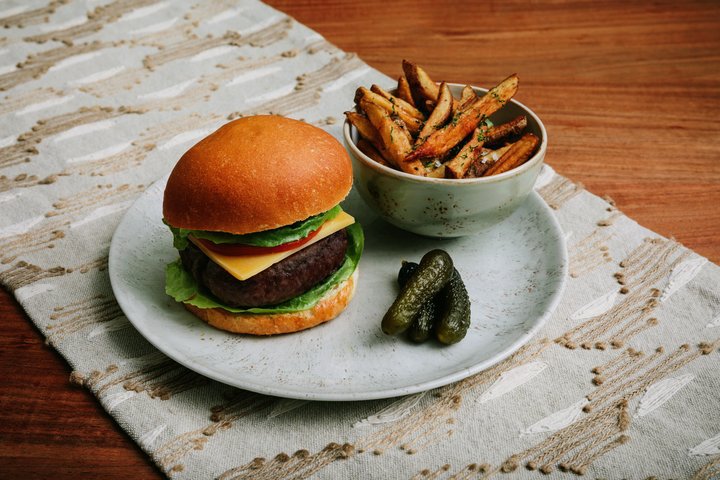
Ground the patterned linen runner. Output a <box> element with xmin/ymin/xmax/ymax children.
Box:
<box><xmin>1</xmin><ymin>1</ymin><xmax>718</xmax><ymax>478</ymax></box>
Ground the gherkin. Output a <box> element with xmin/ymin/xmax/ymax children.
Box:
<box><xmin>382</xmin><ymin>250</ymin><xmax>453</xmax><ymax>336</ymax></box>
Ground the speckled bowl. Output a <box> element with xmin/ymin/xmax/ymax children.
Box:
<box><xmin>344</xmin><ymin>83</ymin><xmax>548</xmax><ymax>237</ymax></box>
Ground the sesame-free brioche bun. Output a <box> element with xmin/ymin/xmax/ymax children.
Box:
<box><xmin>163</xmin><ymin>115</ymin><xmax>353</xmax><ymax>234</ymax></box>
<box><xmin>163</xmin><ymin>116</ymin><xmax>360</xmax><ymax>335</ymax></box>
<box><xmin>183</xmin><ymin>269</ymin><xmax>358</xmax><ymax>335</ymax></box>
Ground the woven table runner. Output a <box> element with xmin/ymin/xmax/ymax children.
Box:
<box><xmin>1</xmin><ymin>1</ymin><xmax>719</xmax><ymax>478</ymax></box>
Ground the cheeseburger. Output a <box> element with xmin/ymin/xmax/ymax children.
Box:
<box><xmin>163</xmin><ymin>115</ymin><xmax>363</xmax><ymax>335</ymax></box>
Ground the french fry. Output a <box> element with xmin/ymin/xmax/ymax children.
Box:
<box><xmin>370</xmin><ymin>84</ymin><xmax>425</xmax><ymax>121</ymax></box>
<box><xmin>360</xmin><ymin>99</ymin><xmax>414</xmax><ymax>147</ymax></box>
<box><xmin>402</xmin><ymin>59</ymin><xmax>440</xmax><ymax>112</ymax></box>
<box><xmin>425</xmin><ymin>164</ymin><xmax>447</xmax><ymax>178</ymax></box>
<box><xmin>465</xmin><ymin>144</ymin><xmax>512</xmax><ymax>177</ymax></box>
<box><xmin>396</xmin><ymin>75</ymin><xmax>415</xmax><ymax>107</ymax></box>
<box><xmin>391</xmin><ymin>116</ymin><xmax>414</xmax><ymax>145</ymax></box>
<box><xmin>444</xmin><ymin>126</ymin><xmax>486</xmax><ymax>179</ymax></box>
<box><xmin>344</xmin><ymin>111</ymin><xmax>395</xmax><ymax>164</ymax></box>
<box><xmin>482</xmin><ymin>133</ymin><xmax>539</xmax><ymax>176</ymax></box>
<box><xmin>362</xmin><ymin>101</ymin><xmax>426</xmax><ymax>175</ymax></box>
<box><xmin>459</xmin><ymin>85</ymin><xmax>478</xmax><ymax>110</ymax></box>
<box><xmin>345</xmin><ymin>111</ymin><xmax>378</xmax><ymax>143</ymax></box>
<box><xmin>402</xmin><ymin>60</ymin><xmax>460</xmax><ymax>114</ymax></box>
<box><xmin>355</xmin><ymin>87</ymin><xmax>423</xmax><ymax>136</ymax></box>
<box><xmin>416</xmin><ymin>82</ymin><xmax>453</xmax><ymax>146</ymax></box>
<box><xmin>406</xmin><ymin>74</ymin><xmax>519</xmax><ymax>162</ymax></box>
<box><xmin>484</xmin><ymin>115</ymin><xmax>527</xmax><ymax>144</ymax></box>
<box><xmin>357</xmin><ymin>138</ymin><xmax>391</xmax><ymax>167</ymax></box>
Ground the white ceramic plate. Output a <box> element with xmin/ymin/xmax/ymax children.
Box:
<box><xmin>109</xmin><ymin>177</ymin><xmax>567</xmax><ymax>401</ymax></box>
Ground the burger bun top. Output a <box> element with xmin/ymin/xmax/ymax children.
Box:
<box><xmin>163</xmin><ymin>115</ymin><xmax>353</xmax><ymax>234</ymax></box>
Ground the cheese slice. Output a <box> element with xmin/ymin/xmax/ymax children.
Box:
<box><xmin>190</xmin><ymin>211</ymin><xmax>355</xmax><ymax>281</ymax></box>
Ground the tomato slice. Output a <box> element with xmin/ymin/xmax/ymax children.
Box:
<box><xmin>194</xmin><ymin>227</ymin><xmax>322</xmax><ymax>256</ymax></box>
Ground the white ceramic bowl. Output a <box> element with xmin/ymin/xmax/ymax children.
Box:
<box><xmin>344</xmin><ymin>83</ymin><xmax>548</xmax><ymax>237</ymax></box>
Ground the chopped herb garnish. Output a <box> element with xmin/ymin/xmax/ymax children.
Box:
<box><xmin>490</xmin><ymin>90</ymin><xmax>506</xmax><ymax>104</ymax></box>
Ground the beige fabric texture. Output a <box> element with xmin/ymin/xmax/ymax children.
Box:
<box><xmin>1</xmin><ymin>1</ymin><xmax>719</xmax><ymax>478</ymax></box>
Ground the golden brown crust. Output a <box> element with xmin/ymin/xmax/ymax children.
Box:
<box><xmin>183</xmin><ymin>270</ymin><xmax>358</xmax><ymax>335</ymax></box>
<box><xmin>163</xmin><ymin>115</ymin><xmax>353</xmax><ymax>234</ymax></box>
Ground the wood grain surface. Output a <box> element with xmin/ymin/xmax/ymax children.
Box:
<box><xmin>1</xmin><ymin>1</ymin><xmax>718</xmax><ymax>478</ymax></box>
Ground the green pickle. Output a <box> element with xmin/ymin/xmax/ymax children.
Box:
<box><xmin>382</xmin><ymin>250</ymin><xmax>453</xmax><ymax>336</ymax></box>
<box><xmin>435</xmin><ymin>268</ymin><xmax>471</xmax><ymax>345</ymax></box>
<box><xmin>397</xmin><ymin>261</ymin><xmax>419</xmax><ymax>287</ymax></box>
<box><xmin>409</xmin><ymin>297</ymin><xmax>440</xmax><ymax>343</ymax></box>
<box><xmin>397</xmin><ymin>262</ymin><xmax>440</xmax><ymax>343</ymax></box>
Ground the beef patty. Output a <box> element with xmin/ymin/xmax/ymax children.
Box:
<box><xmin>180</xmin><ymin>229</ymin><xmax>348</xmax><ymax>308</ymax></box>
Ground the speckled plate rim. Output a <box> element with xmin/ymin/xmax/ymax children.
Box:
<box><xmin>109</xmin><ymin>179</ymin><xmax>567</xmax><ymax>401</ymax></box>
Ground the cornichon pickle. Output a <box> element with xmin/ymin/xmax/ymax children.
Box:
<box><xmin>397</xmin><ymin>261</ymin><xmax>440</xmax><ymax>343</ymax></box>
<box><xmin>435</xmin><ymin>268</ymin><xmax>471</xmax><ymax>345</ymax></box>
<box><xmin>408</xmin><ymin>295</ymin><xmax>440</xmax><ymax>343</ymax></box>
<box><xmin>382</xmin><ymin>249</ymin><xmax>453</xmax><ymax>335</ymax></box>
<box><xmin>397</xmin><ymin>261</ymin><xmax>420</xmax><ymax>287</ymax></box>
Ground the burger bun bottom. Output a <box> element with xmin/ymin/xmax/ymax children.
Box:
<box><xmin>183</xmin><ymin>269</ymin><xmax>358</xmax><ymax>335</ymax></box>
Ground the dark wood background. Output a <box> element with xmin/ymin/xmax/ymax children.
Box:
<box><xmin>1</xmin><ymin>1</ymin><xmax>718</xmax><ymax>477</ymax></box>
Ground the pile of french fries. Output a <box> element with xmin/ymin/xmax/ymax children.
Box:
<box><xmin>346</xmin><ymin>60</ymin><xmax>540</xmax><ymax>179</ymax></box>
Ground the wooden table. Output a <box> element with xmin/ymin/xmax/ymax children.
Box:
<box><xmin>1</xmin><ymin>1</ymin><xmax>718</xmax><ymax>477</ymax></box>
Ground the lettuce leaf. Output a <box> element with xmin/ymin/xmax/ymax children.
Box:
<box><xmin>166</xmin><ymin>205</ymin><xmax>342</xmax><ymax>250</ymax></box>
<box><xmin>165</xmin><ymin>222</ymin><xmax>363</xmax><ymax>314</ymax></box>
